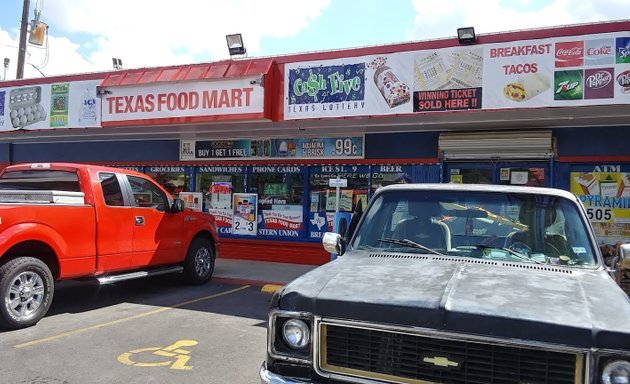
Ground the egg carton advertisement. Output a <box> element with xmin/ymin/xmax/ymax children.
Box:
<box><xmin>0</xmin><ymin>79</ymin><xmax>102</xmax><ymax>131</ymax></box>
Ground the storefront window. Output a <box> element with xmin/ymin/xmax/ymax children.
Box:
<box><xmin>248</xmin><ymin>165</ymin><xmax>305</xmax><ymax>238</ymax></box>
<box><xmin>371</xmin><ymin>165</ymin><xmax>412</xmax><ymax>193</ymax></box>
<box><xmin>499</xmin><ymin>167</ymin><xmax>545</xmax><ymax>186</ymax></box>
<box><xmin>196</xmin><ymin>166</ymin><xmax>246</xmax><ymax>235</ymax></box>
<box><xmin>307</xmin><ymin>165</ymin><xmax>370</xmax><ymax>240</ymax></box>
<box><xmin>145</xmin><ymin>166</ymin><xmax>191</xmax><ymax>198</ymax></box>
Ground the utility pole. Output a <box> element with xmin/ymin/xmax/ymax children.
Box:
<box><xmin>16</xmin><ymin>0</ymin><xmax>31</xmax><ymax>79</ymax></box>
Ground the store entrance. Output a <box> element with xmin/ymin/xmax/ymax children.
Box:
<box><xmin>446</xmin><ymin>162</ymin><xmax>549</xmax><ymax>187</ymax></box>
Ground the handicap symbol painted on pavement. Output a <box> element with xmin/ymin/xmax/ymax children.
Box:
<box><xmin>118</xmin><ymin>339</ymin><xmax>198</xmax><ymax>370</ymax></box>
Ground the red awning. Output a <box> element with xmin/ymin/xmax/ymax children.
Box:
<box><xmin>99</xmin><ymin>58</ymin><xmax>273</xmax><ymax>87</ymax></box>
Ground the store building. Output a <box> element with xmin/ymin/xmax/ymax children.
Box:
<box><xmin>1</xmin><ymin>20</ymin><xmax>629</xmax><ymax>265</ymax></box>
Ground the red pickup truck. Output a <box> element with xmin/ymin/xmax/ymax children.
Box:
<box><xmin>0</xmin><ymin>163</ymin><xmax>218</xmax><ymax>329</ymax></box>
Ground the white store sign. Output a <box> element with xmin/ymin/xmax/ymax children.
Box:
<box><xmin>101</xmin><ymin>77</ymin><xmax>265</xmax><ymax>124</ymax></box>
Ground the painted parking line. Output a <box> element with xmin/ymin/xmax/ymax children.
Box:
<box><xmin>260</xmin><ymin>284</ymin><xmax>283</xmax><ymax>294</ymax></box>
<box><xmin>15</xmin><ymin>285</ymin><xmax>251</xmax><ymax>349</ymax></box>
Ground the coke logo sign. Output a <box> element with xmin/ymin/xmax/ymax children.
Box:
<box><xmin>586</xmin><ymin>46</ymin><xmax>612</xmax><ymax>56</ymax></box>
<box><xmin>586</xmin><ymin>71</ymin><xmax>612</xmax><ymax>89</ymax></box>
<box><xmin>556</xmin><ymin>47</ymin><xmax>583</xmax><ymax>58</ymax></box>
<box><xmin>617</xmin><ymin>70</ymin><xmax>630</xmax><ymax>87</ymax></box>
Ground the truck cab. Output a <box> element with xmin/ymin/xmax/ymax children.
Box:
<box><xmin>261</xmin><ymin>183</ymin><xmax>630</xmax><ymax>384</ymax></box>
<box><xmin>0</xmin><ymin>163</ymin><xmax>218</xmax><ymax>329</ymax></box>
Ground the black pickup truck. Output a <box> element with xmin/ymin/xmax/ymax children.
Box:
<box><xmin>261</xmin><ymin>184</ymin><xmax>630</xmax><ymax>384</ymax></box>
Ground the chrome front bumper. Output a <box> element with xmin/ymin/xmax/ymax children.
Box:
<box><xmin>260</xmin><ymin>362</ymin><xmax>315</xmax><ymax>384</ymax></box>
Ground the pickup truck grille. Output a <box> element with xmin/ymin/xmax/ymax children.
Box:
<box><xmin>319</xmin><ymin>323</ymin><xmax>582</xmax><ymax>384</ymax></box>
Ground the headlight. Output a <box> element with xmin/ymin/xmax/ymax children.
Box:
<box><xmin>602</xmin><ymin>360</ymin><xmax>630</xmax><ymax>384</ymax></box>
<box><xmin>282</xmin><ymin>319</ymin><xmax>310</xmax><ymax>349</ymax></box>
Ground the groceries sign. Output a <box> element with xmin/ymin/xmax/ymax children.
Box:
<box><xmin>284</xmin><ymin>31</ymin><xmax>630</xmax><ymax>119</ymax></box>
<box><xmin>100</xmin><ymin>77</ymin><xmax>265</xmax><ymax>125</ymax></box>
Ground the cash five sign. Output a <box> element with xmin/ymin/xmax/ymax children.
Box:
<box><xmin>100</xmin><ymin>77</ymin><xmax>265</xmax><ymax>126</ymax></box>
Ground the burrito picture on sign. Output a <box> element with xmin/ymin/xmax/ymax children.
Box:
<box><xmin>503</xmin><ymin>73</ymin><xmax>550</xmax><ymax>102</ymax></box>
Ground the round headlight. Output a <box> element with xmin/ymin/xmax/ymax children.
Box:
<box><xmin>602</xmin><ymin>360</ymin><xmax>630</xmax><ymax>384</ymax></box>
<box><xmin>282</xmin><ymin>319</ymin><xmax>310</xmax><ymax>349</ymax></box>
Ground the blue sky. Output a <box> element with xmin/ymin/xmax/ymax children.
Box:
<box><xmin>0</xmin><ymin>0</ymin><xmax>627</xmax><ymax>80</ymax></box>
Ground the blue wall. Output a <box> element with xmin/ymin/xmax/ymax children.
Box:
<box><xmin>555</xmin><ymin>126</ymin><xmax>630</xmax><ymax>156</ymax></box>
<box><xmin>365</xmin><ymin>132</ymin><xmax>439</xmax><ymax>159</ymax></box>
<box><xmin>11</xmin><ymin>140</ymin><xmax>180</xmax><ymax>163</ymax></box>
<box><xmin>7</xmin><ymin>127</ymin><xmax>627</xmax><ymax>165</ymax></box>
<box><xmin>0</xmin><ymin>143</ymin><xmax>10</xmax><ymax>162</ymax></box>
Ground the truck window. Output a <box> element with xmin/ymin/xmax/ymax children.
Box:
<box><xmin>127</xmin><ymin>175</ymin><xmax>168</xmax><ymax>212</ymax></box>
<box><xmin>0</xmin><ymin>170</ymin><xmax>81</xmax><ymax>192</ymax></box>
<box><xmin>99</xmin><ymin>173</ymin><xmax>124</xmax><ymax>207</ymax></box>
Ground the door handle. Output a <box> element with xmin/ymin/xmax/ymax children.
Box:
<box><xmin>135</xmin><ymin>216</ymin><xmax>145</xmax><ymax>226</ymax></box>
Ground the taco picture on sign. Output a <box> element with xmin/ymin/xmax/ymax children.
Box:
<box><xmin>503</xmin><ymin>73</ymin><xmax>550</xmax><ymax>102</ymax></box>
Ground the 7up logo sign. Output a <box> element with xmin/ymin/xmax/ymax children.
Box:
<box><xmin>554</xmin><ymin>70</ymin><xmax>583</xmax><ymax>100</ymax></box>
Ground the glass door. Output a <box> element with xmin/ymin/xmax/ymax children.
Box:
<box><xmin>446</xmin><ymin>162</ymin><xmax>549</xmax><ymax>186</ymax></box>
<box><xmin>446</xmin><ymin>163</ymin><xmax>494</xmax><ymax>184</ymax></box>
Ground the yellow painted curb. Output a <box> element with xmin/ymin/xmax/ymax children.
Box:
<box><xmin>261</xmin><ymin>284</ymin><xmax>284</xmax><ymax>294</ymax></box>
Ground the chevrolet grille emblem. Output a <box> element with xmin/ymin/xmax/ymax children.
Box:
<box><xmin>422</xmin><ymin>356</ymin><xmax>460</xmax><ymax>368</ymax></box>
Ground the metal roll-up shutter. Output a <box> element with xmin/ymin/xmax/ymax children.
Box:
<box><xmin>439</xmin><ymin>130</ymin><xmax>553</xmax><ymax>160</ymax></box>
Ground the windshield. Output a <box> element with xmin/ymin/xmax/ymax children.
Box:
<box><xmin>351</xmin><ymin>189</ymin><xmax>598</xmax><ymax>267</ymax></box>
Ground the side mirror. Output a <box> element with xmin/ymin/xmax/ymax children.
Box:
<box><xmin>323</xmin><ymin>232</ymin><xmax>345</xmax><ymax>255</ymax></box>
<box><xmin>171</xmin><ymin>199</ymin><xmax>184</xmax><ymax>213</ymax></box>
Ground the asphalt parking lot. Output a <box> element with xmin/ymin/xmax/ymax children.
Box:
<box><xmin>0</xmin><ymin>275</ymin><xmax>273</xmax><ymax>383</ymax></box>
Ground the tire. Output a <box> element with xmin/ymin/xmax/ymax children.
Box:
<box><xmin>0</xmin><ymin>257</ymin><xmax>54</xmax><ymax>330</ymax></box>
<box><xmin>182</xmin><ymin>238</ymin><xmax>215</xmax><ymax>285</ymax></box>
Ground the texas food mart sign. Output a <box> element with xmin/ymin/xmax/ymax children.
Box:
<box><xmin>100</xmin><ymin>77</ymin><xmax>265</xmax><ymax>126</ymax></box>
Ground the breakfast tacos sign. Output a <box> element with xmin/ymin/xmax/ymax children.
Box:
<box><xmin>283</xmin><ymin>31</ymin><xmax>630</xmax><ymax>119</ymax></box>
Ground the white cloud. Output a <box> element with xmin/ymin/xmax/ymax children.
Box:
<box><xmin>409</xmin><ymin>0</ymin><xmax>628</xmax><ymax>41</ymax></box>
<box><xmin>1</xmin><ymin>0</ymin><xmax>332</xmax><ymax>80</ymax></box>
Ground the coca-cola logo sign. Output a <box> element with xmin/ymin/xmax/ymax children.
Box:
<box><xmin>555</xmin><ymin>41</ymin><xmax>584</xmax><ymax>68</ymax></box>
<box><xmin>556</xmin><ymin>46</ymin><xmax>584</xmax><ymax>58</ymax></box>
<box><xmin>586</xmin><ymin>71</ymin><xmax>612</xmax><ymax>89</ymax></box>
<box><xmin>617</xmin><ymin>70</ymin><xmax>630</xmax><ymax>87</ymax></box>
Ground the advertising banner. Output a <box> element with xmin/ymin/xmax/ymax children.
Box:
<box><xmin>570</xmin><ymin>170</ymin><xmax>630</xmax><ymax>245</ymax></box>
<box><xmin>208</xmin><ymin>208</ymin><xmax>233</xmax><ymax>228</ymax></box>
<box><xmin>261</xmin><ymin>210</ymin><xmax>304</xmax><ymax>231</ymax></box>
<box><xmin>179</xmin><ymin>192</ymin><xmax>203</xmax><ymax>212</ymax></box>
<box><xmin>0</xmin><ymin>79</ymin><xmax>102</xmax><ymax>131</ymax></box>
<box><xmin>180</xmin><ymin>136</ymin><xmax>363</xmax><ymax>160</ymax></box>
<box><xmin>100</xmin><ymin>77</ymin><xmax>264</xmax><ymax>124</ymax></box>
<box><xmin>283</xmin><ymin>31</ymin><xmax>630</xmax><ymax>120</ymax></box>
<box><xmin>209</xmin><ymin>182</ymin><xmax>232</xmax><ymax>210</ymax></box>
<box><xmin>232</xmin><ymin>193</ymin><xmax>258</xmax><ymax>236</ymax></box>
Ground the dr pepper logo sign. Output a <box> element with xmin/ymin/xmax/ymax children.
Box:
<box><xmin>287</xmin><ymin>63</ymin><xmax>366</xmax><ymax>105</ymax></box>
<box><xmin>584</xmin><ymin>68</ymin><xmax>614</xmax><ymax>99</ymax></box>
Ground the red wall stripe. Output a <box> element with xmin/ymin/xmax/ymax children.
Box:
<box><xmin>218</xmin><ymin>238</ymin><xmax>329</xmax><ymax>265</ymax></box>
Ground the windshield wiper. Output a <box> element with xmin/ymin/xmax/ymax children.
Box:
<box><xmin>475</xmin><ymin>244</ymin><xmax>545</xmax><ymax>264</ymax></box>
<box><xmin>379</xmin><ymin>238</ymin><xmax>446</xmax><ymax>256</ymax></box>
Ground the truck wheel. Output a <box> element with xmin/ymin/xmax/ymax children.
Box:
<box><xmin>0</xmin><ymin>257</ymin><xmax>54</xmax><ymax>330</ymax></box>
<box><xmin>183</xmin><ymin>238</ymin><xmax>215</xmax><ymax>285</ymax></box>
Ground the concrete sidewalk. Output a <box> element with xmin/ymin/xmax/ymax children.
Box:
<box><xmin>212</xmin><ymin>258</ymin><xmax>319</xmax><ymax>288</ymax></box>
